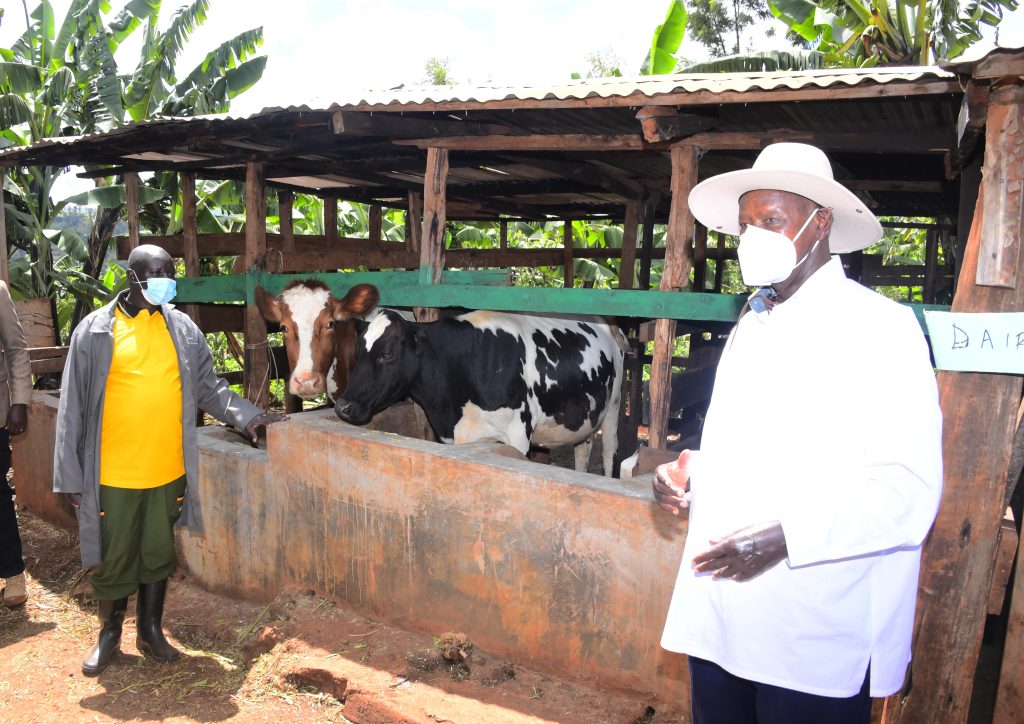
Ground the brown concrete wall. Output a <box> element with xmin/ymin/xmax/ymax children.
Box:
<box><xmin>14</xmin><ymin>393</ymin><xmax>690</xmax><ymax>699</ymax></box>
<box><xmin>12</xmin><ymin>392</ymin><xmax>77</xmax><ymax>530</ymax></box>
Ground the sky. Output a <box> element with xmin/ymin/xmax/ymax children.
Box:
<box><xmin>1</xmin><ymin>0</ymin><xmax>1022</xmax><ymax>199</ymax></box>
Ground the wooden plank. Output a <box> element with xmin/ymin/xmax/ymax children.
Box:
<box><xmin>14</xmin><ymin>298</ymin><xmax>55</xmax><ymax>348</ymax></box>
<box><xmin>181</xmin><ymin>172</ymin><xmax>200</xmax><ymax>324</ymax></box>
<box><xmin>995</xmin><ymin>507</ymin><xmax>1024</xmax><ymax>721</ymax></box>
<box><xmin>987</xmin><ymin>511</ymin><xmax>1017</xmax><ymax>615</ymax></box>
<box><xmin>243</xmin><ymin>161</ymin><xmax>270</xmax><ymax>408</ymax></box>
<box><xmin>563</xmin><ymin>220</ymin><xmax>574</xmax><ymax>288</ymax></box>
<box><xmin>324</xmin><ymin>194</ymin><xmax>338</xmax><ymax>246</ymax></box>
<box><xmin>0</xmin><ymin>180</ymin><xmax>7</xmax><ymax>283</ymax></box>
<box><xmin>125</xmin><ymin>171</ymin><xmax>141</xmax><ymax>251</ymax></box>
<box><xmin>272</xmin><ymin>249</ymin><xmax>419</xmax><ymax>272</ymax></box>
<box><xmin>680</xmin><ymin>130</ymin><xmax>948</xmax><ymax>154</ymax></box>
<box><xmin>952</xmin><ymin>80</ymin><xmax>989</xmax><ymax>172</ymax></box>
<box><xmin>28</xmin><ymin>346</ymin><xmax>68</xmax><ymax>375</ymax></box>
<box><xmin>883</xmin><ymin>181</ymin><xmax>1024</xmax><ymax>721</ymax></box>
<box><xmin>693</xmin><ymin>223</ymin><xmax>708</xmax><ymax>292</ymax></box>
<box><xmin>279</xmin><ymin>191</ymin><xmax>295</xmax><ymax>253</ymax></box>
<box><xmin>648</xmin><ymin>145</ymin><xmax>699</xmax><ymax>450</ymax></box>
<box><xmin>638</xmin><ymin>196</ymin><xmax>657</xmax><ymax>289</ymax></box>
<box><xmin>416</xmin><ymin>147</ymin><xmax>449</xmax><ymax>323</ymax></box>
<box><xmin>636</xmin><ymin>106</ymin><xmax>718</xmax><ymax>143</ymax></box>
<box><xmin>407</xmin><ymin>191</ymin><xmax>423</xmax><ymax>254</ymax></box>
<box><xmin>499</xmin><ymin>219</ymin><xmax>508</xmax><ymax>251</ymax></box>
<box><xmin>369</xmin><ymin>204</ymin><xmax>382</xmax><ymax>244</ymax></box>
<box><xmin>924</xmin><ymin>229</ymin><xmax>939</xmax><ymax>304</ymax></box>
<box><xmin>331</xmin><ymin>109</ymin><xmax>509</xmax><ymax>138</ymax></box>
<box><xmin>619</xmin><ymin>200</ymin><xmax>640</xmax><ymax>290</ymax></box>
<box><xmin>976</xmin><ymin>85</ymin><xmax>1024</xmax><ymax>288</ymax></box>
<box><xmin>116</xmin><ymin>231</ymin><xmax>409</xmax><ymax>259</ymax></box>
<box><xmin>395</xmin><ymin>134</ymin><xmax>650</xmax><ymax>152</ymax></box>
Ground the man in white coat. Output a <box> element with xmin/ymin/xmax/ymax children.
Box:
<box><xmin>653</xmin><ymin>143</ymin><xmax>943</xmax><ymax>724</ymax></box>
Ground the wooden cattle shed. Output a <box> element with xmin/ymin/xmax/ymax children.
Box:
<box><xmin>3</xmin><ymin>52</ymin><xmax>1024</xmax><ymax>721</ymax></box>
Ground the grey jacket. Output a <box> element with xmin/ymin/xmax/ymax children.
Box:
<box><xmin>53</xmin><ymin>294</ymin><xmax>262</xmax><ymax>568</ymax></box>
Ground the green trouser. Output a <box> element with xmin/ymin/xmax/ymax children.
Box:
<box><xmin>90</xmin><ymin>475</ymin><xmax>187</xmax><ymax>600</ymax></box>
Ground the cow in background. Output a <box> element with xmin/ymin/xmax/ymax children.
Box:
<box><xmin>255</xmin><ymin>281</ymin><xmax>378</xmax><ymax>400</ymax></box>
<box><xmin>335</xmin><ymin>301</ymin><xmax>626</xmax><ymax>477</ymax></box>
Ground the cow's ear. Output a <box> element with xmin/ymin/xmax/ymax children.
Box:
<box><xmin>338</xmin><ymin>283</ymin><xmax>380</xmax><ymax>318</ymax></box>
<box><xmin>254</xmin><ymin>285</ymin><xmax>281</xmax><ymax>323</ymax></box>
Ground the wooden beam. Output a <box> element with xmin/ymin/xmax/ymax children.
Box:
<box><xmin>563</xmin><ymin>220</ymin><xmax>574</xmax><ymax>288</ymax></box>
<box><xmin>324</xmin><ymin>194</ymin><xmax>338</xmax><ymax>246</ymax></box>
<box><xmin>496</xmin><ymin>154</ymin><xmax>641</xmax><ymax>199</ymax></box>
<box><xmin>181</xmin><ymin>172</ymin><xmax>200</xmax><ymax>324</ymax></box>
<box><xmin>883</xmin><ymin>107</ymin><xmax>1024</xmax><ymax>720</ymax></box>
<box><xmin>369</xmin><ymin>203</ymin><xmax>382</xmax><ymax>244</ymax></box>
<box><xmin>395</xmin><ymin>134</ymin><xmax>651</xmax><ymax>152</ymax></box>
<box><xmin>279</xmin><ymin>191</ymin><xmax>295</xmax><ymax>253</ymax></box>
<box><xmin>332</xmin><ymin>109</ymin><xmax>509</xmax><ymax>138</ymax></box>
<box><xmin>636</xmin><ymin>106</ymin><xmax>719</xmax><ymax>143</ymax></box>
<box><xmin>693</xmin><ymin>223</ymin><xmax>708</xmax><ymax>292</ymax></box>
<box><xmin>125</xmin><ymin>171</ymin><xmax>141</xmax><ymax>251</ymax></box>
<box><xmin>970</xmin><ymin>51</ymin><xmax>1024</xmax><ymax>80</ymax></box>
<box><xmin>407</xmin><ymin>191</ymin><xmax>423</xmax><ymax>254</ymax></box>
<box><xmin>619</xmin><ymin>199</ymin><xmax>640</xmax><ymax>290</ymax></box>
<box><xmin>638</xmin><ymin>195</ymin><xmax>657</xmax><ymax>290</ymax></box>
<box><xmin>995</xmin><ymin>508</ymin><xmax>1024</xmax><ymax>720</ymax></box>
<box><xmin>952</xmin><ymin>80</ymin><xmax>990</xmax><ymax>172</ymax></box>
<box><xmin>499</xmin><ymin>219</ymin><xmax>508</xmax><ymax>251</ymax></box>
<box><xmin>843</xmin><ymin>179</ymin><xmax>948</xmax><ymax>193</ymax></box>
<box><xmin>416</xmin><ymin>147</ymin><xmax>449</xmax><ymax>322</ymax></box>
<box><xmin>243</xmin><ymin>160</ymin><xmax>269</xmax><ymax>408</ymax></box>
<box><xmin>116</xmin><ymin>232</ymin><xmax>409</xmax><ymax>259</ymax></box>
<box><xmin>680</xmin><ymin>130</ymin><xmax>949</xmax><ymax>153</ymax></box>
<box><xmin>648</xmin><ymin>145</ymin><xmax>699</xmax><ymax>450</ymax></box>
<box><xmin>976</xmin><ymin>85</ymin><xmax>1024</xmax><ymax>288</ymax></box>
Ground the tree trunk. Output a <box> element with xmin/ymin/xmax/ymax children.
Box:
<box><xmin>68</xmin><ymin>205</ymin><xmax>122</xmax><ymax>335</ymax></box>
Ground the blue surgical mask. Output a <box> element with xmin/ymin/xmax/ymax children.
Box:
<box><xmin>130</xmin><ymin>270</ymin><xmax>177</xmax><ymax>306</ymax></box>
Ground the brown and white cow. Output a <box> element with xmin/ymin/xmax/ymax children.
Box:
<box><xmin>254</xmin><ymin>280</ymin><xmax>378</xmax><ymax>400</ymax></box>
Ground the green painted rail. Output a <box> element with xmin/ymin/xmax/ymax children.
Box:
<box><xmin>174</xmin><ymin>269</ymin><xmax>946</xmax><ymax>328</ymax></box>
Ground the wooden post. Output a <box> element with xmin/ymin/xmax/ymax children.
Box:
<box><xmin>996</xmin><ymin>503</ymin><xmax>1024</xmax><ymax>721</ymax></box>
<box><xmin>693</xmin><ymin>223</ymin><xmax>708</xmax><ymax>292</ymax></box>
<box><xmin>638</xmin><ymin>196</ymin><xmax>657</xmax><ymax>290</ymax></box>
<box><xmin>619</xmin><ymin>200</ymin><xmax>640</xmax><ymax>290</ymax></box>
<box><xmin>181</xmin><ymin>173</ymin><xmax>200</xmax><ymax>324</ymax></box>
<box><xmin>243</xmin><ymin>161</ymin><xmax>270</xmax><ymax>409</ymax></box>
<box><xmin>125</xmin><ymin>172</ymin><xmax>141</xmax><ymax>251</ymax></box>
<box><xmin>647</xmin><ymin>145</ymin><xmax>699</xmax><ymax>450</ymax></box>
<box><xmin>924</xmin><ymin>228</ymin><xmax>938</xmax><ymax>304</ymax></box>
<box><xmin>563</xmin><ymin>219</ymin><xmax>575</xmax><ymax>288</ymax></box>
<box><xmin>279</xmin><ymin>191</ymin><xmax>295</xmax><ymax>253</ymax></box>
<box><xmin>407</xmin><ymin>191</ymin><xmax>423</xmax><ymax>256</ymax></box>
<box><xmin>500</xmin><ymin>219</ymin><xmax>508</xmax><ymax>251</ymax></box>
<box><xmin>277</xmin><ymin>190</ymin><xmax>301</xmax><ymax>414</ymax></box>
<box><xmin>324</xmin><ymin>194</ymin><xmax>338</xmax><ymax>247</ymax></box>
<box><xmin>0</xmin><ymin>179</ymin><xmax>8</xmax><ymax>283</ymax></box>
<box><xmin>884</xmin><ymin>84</ymin><xmax>1024</xmax><ymax>724</ymax></box>
<box><xmin>369</xmin><ymin>203</ymin><xmax>382</xmax><ymax>244</ymax></box>
<box><xmin>415</xmin><ymin>147</ymin><xmax>448</xmax><ymax>323</ymax></box>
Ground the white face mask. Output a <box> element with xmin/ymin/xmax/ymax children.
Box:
<box><xmin>736</xmin><ymin>208</ymin><xmax>822</xmax><ymax>287</ymax></box>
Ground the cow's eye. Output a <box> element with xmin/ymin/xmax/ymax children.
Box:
<box><xmin>327</xmin><ymin>320</ymin><xmax>335</xmax><ymax>329</ymax></box>
<box><xmin>280</xmin><ymin>324</ymin><xmax>289</xmax><ymax>333</ymax></box>
<box><xmin>381</xmin><ymin>351</ymin><xmax>393</xmax><ymax>362</ymax></box>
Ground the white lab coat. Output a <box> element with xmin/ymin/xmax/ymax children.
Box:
<box><xmin>661</xmin><ymin>258</ymin><xmax>943</xmax><ymax>698</ymax></box>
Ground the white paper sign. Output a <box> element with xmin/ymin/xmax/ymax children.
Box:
<box><xmin>924</xmin><ymin>311</ymin><xmax>1024</xmax><ymax>374</ymax></box>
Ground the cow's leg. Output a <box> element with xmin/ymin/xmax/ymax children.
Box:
<box><xmin>599</xmin><ymin>387</ymin><xmax>622</xmax><ymax>477</ymax></box>
<box><xmin>573</xmin><ymin>437</ymin><xmax>594</xmax><ymax>473</ymax></box>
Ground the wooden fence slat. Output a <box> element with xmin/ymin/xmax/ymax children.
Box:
<box><xmin>243</xmin><ymin>161</ymin><xmax>269</xmax><ymax>408</ymax></box>
<box><xmin>125</xmin><ymin>172</ymin><xmax>141</xmax><ymax>251</ymax></box>
<box><xmin>416</xmin><ymin>147</ymin><xmax>449</xmax><ymax>323</ymax></box>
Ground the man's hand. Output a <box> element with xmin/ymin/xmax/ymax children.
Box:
<box><xmin>692</xmin><ymin>521</ymin><xmax>788</xmax><ymax>581</ymax></box>
<box><xmin>60</xmin><ymin>492</ymin><xmax>82</xmax><ymax>510</ymax></box>
<box><xmin>244</xmin><ymin>413</ymin><xmax>288</xmax><ymax>443</ymax></box>
<box><xmin>653</xmin><ymin>450</ymin><xmax>692</xmax><ymax>516</ymax></box>
<box><xmin>5</xmin><ymin>404</ymin><xmax>27</xmax><ymax>436</ymax></box>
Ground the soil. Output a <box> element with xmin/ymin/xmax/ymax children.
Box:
<box><xmin>1</xmin><ymin>509</ymin><xmax>686</xmax><ymax>724</ymax></box>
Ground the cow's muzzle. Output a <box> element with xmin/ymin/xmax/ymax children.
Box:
<box><xmin>334</xmin><ymin>398</ymin><xmax>369</xmax><ymax>424</ymax></box>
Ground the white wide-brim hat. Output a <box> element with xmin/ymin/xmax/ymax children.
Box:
<box><xmin>688</xmin><ymin>142</ymin><xmax>882</xmax><ymax>254</ymax></box>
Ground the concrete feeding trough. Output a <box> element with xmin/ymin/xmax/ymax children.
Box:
<box><xmin>15</xmin><ymin>392</ymin><xmax>690</xmax><ymax>700</ymax></box>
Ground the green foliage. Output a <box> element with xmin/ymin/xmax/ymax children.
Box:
<box><xmin>687</xmin><ymin>0</ymin><xmax>774</xmax><ymax>57</ymax></box>
<box><xmin>680</xmin><ymin>49</ymin><xmax>827</xmax><ymax>72</ymax></box>
<box><xmin>423</xmin><ymin>57</ymin><xmax>455</xmax><ymax>86</ymax></box>
<box><xmin>641</xmin><ymin>0</ymin><xmax>689</xmax><ymax>74</ymax></box>
<box><xmin>768</xmin><ymin>0</ymin><xmax>1019</xmax><ymax>66</ymax></box>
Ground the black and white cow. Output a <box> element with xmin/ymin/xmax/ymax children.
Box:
<box><xmin>334</xmin><ymin>304</ymin><xmax>625</xmax><ymax>476</ymax></box>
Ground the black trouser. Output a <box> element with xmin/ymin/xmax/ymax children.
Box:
<box><xmin>0</xmin><ymin>428</ymin><xmax>25</xmax><ymax>578</ymax></box>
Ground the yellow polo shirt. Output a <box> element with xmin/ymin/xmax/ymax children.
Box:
<box><xmin>99</xmin><ymin>305</ymin><xmax>185</xmax><ymax>489</ymax></box>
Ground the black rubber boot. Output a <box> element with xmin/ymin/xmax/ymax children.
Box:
<box><xmin>135</xmin><ymin>579</ymin><xmax>181</xmax><ymax>662</ymax></box>
<box><xmin>82</xmin><ymin>597</ymin><xmax>129</xmax><ymax>676</ymax></box>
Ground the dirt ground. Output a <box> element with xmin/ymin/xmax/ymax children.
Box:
<box><xmin>1</xmin><ymin>509</ymin><xmax>686</xmax><ymax>724</ymax></box>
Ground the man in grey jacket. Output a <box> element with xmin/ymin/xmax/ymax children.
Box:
<box><xmin>54</xmin><ymin>244</ymin><xmax>286</xmax><ymax>676</ymax></box>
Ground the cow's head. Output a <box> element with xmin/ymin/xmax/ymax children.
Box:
<box><xmin>255</xmin><ymin>280</ymin><xmax>379</xmax><ymax>399</ymax></box>
<box><xmin>335</xmin><ymin>309</ymin><xmax>423</xmax><ymax>424</ymax></box>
